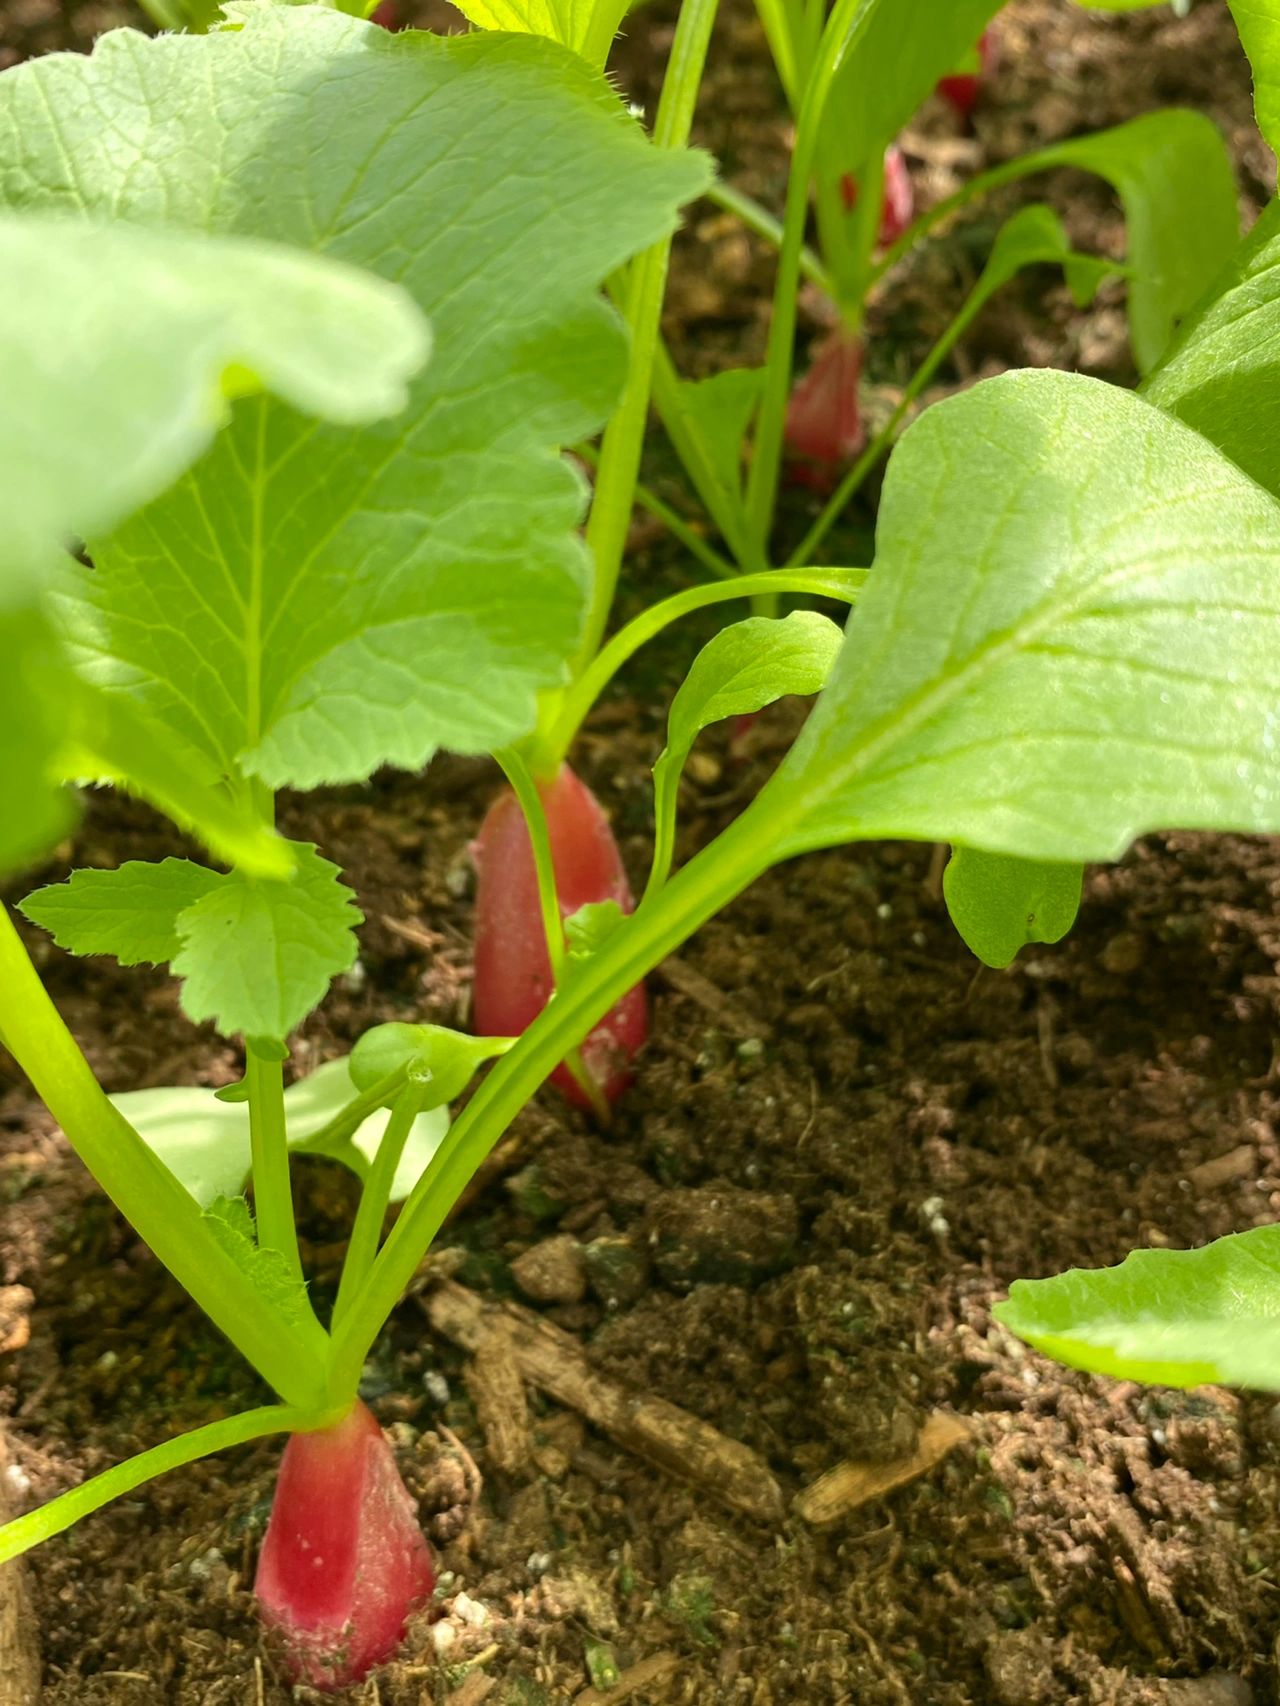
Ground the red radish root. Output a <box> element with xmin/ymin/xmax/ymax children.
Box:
<box><xmin>470</xmin><ymin>763</ymin><xmax>648</xmax><ymax>1107</ymax></box>
<box><xmin>937</xmin><ymin>29</ymin><xmax>996</xmax><ymax>118</ymax></box>
<box><xmin>255</xmin><ymin>1402</ymin><xmax>434</xmax><ymax>1691</ymax></box>
<box><xmin>839</xmin><ymin>144</ymin><xmax>914</xmax><ymax>248</ymax></box>
<box><xmin>785</xmin><ymin>327</ymin><xmax>866</xmax><ymax>491</ymax></box>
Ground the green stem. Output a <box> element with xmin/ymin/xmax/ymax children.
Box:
<box><xmin>246</xmin><ymin>1048</ymin><xmax>302</xmax><ymax>1281</ymax></box>
<box><xmin>0</xmin><ymin>908</ymin><xmax>328</xmax><ymax>1408</ymax></box>
<box><xmin>575</xmin><ymin>441</ymin><xmax>740</xmax><ymax>583</ymax></box>
<box><xmin>538</xmin><ymin>567</ymin><xmax>865</xmax><ymax>773</ymax></box>
<box><xmin>753</xmin><ymin>0</ymin><xmax>800</xmax><ymax>109</ymax></box>
<box><xmin>333</xmin><ymin>1079</ymin><xmax>428</xmax><ymax>1328</ymax></box>
<box><xmin>0</xmin><ymin>1403</ymin><xmax>341</xmax><ymax>1566</ymax></box>
<box><xmin>786</xmin><ymin>232</ymin><xmax>1047</xmax><ymax>569</ymax></box>
<box><xmin>869</xmin><ymin>147</ymin><xmax>1072</xmax><ymax>290</ymax></box>
<box><xmin>744</xmin><ymin>0</ymin><xmax>882</xmax><ymax>550</ymax></box>
<box><xmin>493</xmin><ymin>749</ymin><xmax>611</xmax><ymax>1121</ymax></box>
<box><xmin>651</xmin><ymin>342</ymin><xmax>762</xmax><ymax>571</ymax></box>
<box><xmin>291</xmin><ymin>1064</ymin><xmax>410</xmax><ymax>1174</ymax></box>
<box><xmin>574</xmin><ymin>0</ymin><xmax>722</xmax><ymax>677</ymax></box>
<box><xmin>326</xmin><ymin>795</ymin><xmax>788</xmax><ymax>1402</ymax></box>
<box><xmin>704</xmin><ymin>183</ymin><xmax>834</xmax><ymax>298</ymax></box>
<box><xmin>495</xmin><ymin>748</ymin><xmax>565</xmax><ymax>979</ymax></box>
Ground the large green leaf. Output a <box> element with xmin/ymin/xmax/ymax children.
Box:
<box><xmin>759</xmin><ymin>370</ymin><xmax>1280</xmax><ymax>865</ymax></box>
<box><xmin>994</xmin><ymin>1227</ymin><xmax>1280</xmax><ymax>1391</ymax></box>
<box><xmin>829</xmin><ymin>0</ymin><xmax>1003</xmax><ymax>172</ymax></box>
<box><xmin>1144</xmin><ymin>199</ymin><xmax>1280</xmax><ymax>500</ymax></box>
<box><xmin>0</xmin><ymin>214</ymin><xmax>427</xmax><ymax>551</ymax></box>
<box><xmin>0</xmin><ymin>212</ymin><xmax>428</xmax><ymax>877</ymax></box>
<box><xmin>1225</xmin><ymin>0</ymin><xmax>1280</xmax><ymax>153</ymax></box>
<box><xmin>0</xmin><ymin>7</ymin><xmax>708</xmax><ymax>792</ymax></box>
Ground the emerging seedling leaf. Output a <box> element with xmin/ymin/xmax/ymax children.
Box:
<box><xmin>995</xmin><ymin>1226</ymin><xmax>1280</xmax><ymax>1391</ymax></box>
<box><xmin>349</xmin><ymin>1022</ymin><xmax>511</xmax><ymax>1110</ymax></box>
<box><xmin>943</xmin><ymin>847</ymin><xmax>1083</xmax><ymax>970</ymax></box>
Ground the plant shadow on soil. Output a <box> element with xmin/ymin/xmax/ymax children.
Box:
<box><xmin>4</xmin><ymin>1</ymin><xmax>1280</xmax><ymax>1702</ymax></box>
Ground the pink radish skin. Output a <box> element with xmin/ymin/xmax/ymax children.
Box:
<box><xmin>369</xmin><ymin>1</ymin><xmax>400</xmax><ymax>26</ymax></box>
<box><xmin>255</xmin><ymin>1402</ymin><xmax>434</xmax><ymax>1691</ymax></box>
<box><xmin>471</xmin><ymin>764</ymin><xmax>648</xmax><ymax>1107</ymax></box>
<box><xmin>784</xmin><ymin>328</ymin><xmax>866</xmax><ymax>491</ymax></box>
<box><xmin>937</xmin><ymin>30</ymin><xmax>996</xmax><ymax>118</ymax></box>
<box><xmin>839</xmin><ymin>144</ymin><xmax>915</xmax><ymax>248</ymax></box>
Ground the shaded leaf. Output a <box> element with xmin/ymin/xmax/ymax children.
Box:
<box><xmin>112</xmin><ymin>1058</ymin><xmax>448</xmax><ymax>1207</ymax></box>
<box><xmin>943</xmin><ymin>847</ymin><xmax>1083</xmax><ymax>969</ymax></box>
<box><xmin>203</xmin><ymin>1195</ymin><xmax>310</xmax><ymax>1324</ymax></box>
<box><xmin>994</xmin><ymin>1226</ymin><xmax>1280</xmax><ymax>1390</ymax></box>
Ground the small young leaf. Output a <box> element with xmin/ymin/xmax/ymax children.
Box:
<box><xmin>172</xmin><ymin>845</ymin><xmax>362</xmax><ymax>1042</ymax></box>
<box><xmin>203</xmin><ymin>1196</ymin><xmax>310</xmax><ymax>1326</ymax></box>
<box><xmin>994</xmin><ymin>1227</ymin><xmax>1280</xmax><ymax>1391</ymax></box>
<box><xmin>1144</xmin><ymin>199</ymin><xmax>1280</xmax><ymax>500</ymax></box>
<box><xmin>1029</xmin><ymin>112</ymin><xmax>1238</xmax><ymax>371</ymax></box>
<box><xmin>564</xmin><ymin>898</ymin><xmax>625</xmax><ymax>961</ymax></box>
<box><xmin>943</xmin><ymin>848</ymin><xmax>1083</xmax><ymax>969</ymax></box>
<box><xmin>975</xmin><ymin>204</ymin><xmax>1117</xmax><ymax>313</ymax></box>
<box><xmin>761</xmin><ymin>370</ymin><xmax>1280</xmax><ymax>866</ymax></box>
<box><xmin>20</xmin><ymin>859</ymin><xmax>225</xmax><ymax>967</ymax></box>
<box><xmin>651</xmin><ymin>613</ymin><xmax>842</xmax><ymax>891</ymax></box>
<box><xmin>113</xmin><ymin>1058</ymin><xmax>449</xmax><ymax>1207</ymax></box>
<box><xmin>348</xmin><ymin>1022</ymin><xmax>510</xmax><ymax>1109</ymax></box>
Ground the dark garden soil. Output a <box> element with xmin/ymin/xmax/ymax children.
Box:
<box><xmin>3</xmin><ymin>1</ymin><xmax>1280</xmax><ymax>1702</ymax></box>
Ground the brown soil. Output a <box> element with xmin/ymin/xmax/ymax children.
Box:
<box><xmin>3</xmin><ymin>2</ymin><xmax>1279</xmax><ymax>1704</ymax></box>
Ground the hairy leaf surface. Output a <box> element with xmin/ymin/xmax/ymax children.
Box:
<box><xmin>995</xmin><ymin>1227</ymin><xmax>1280</xmax><ymax>1390</ymax></box>
<box><xmin>172</xmin><ymin>845</ymin><xmax>362</xmax><ymax>1041</ymax></box>
<box><xmin>0</xmin><ymin>8</ymin><xmax>708</xmax><ymax>789</ymax></box>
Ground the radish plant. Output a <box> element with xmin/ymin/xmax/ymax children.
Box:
<box><xmin>3</xmin><ymin>0</ymin><xmax>1280</xmax><ymax>1690</ymax></box>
